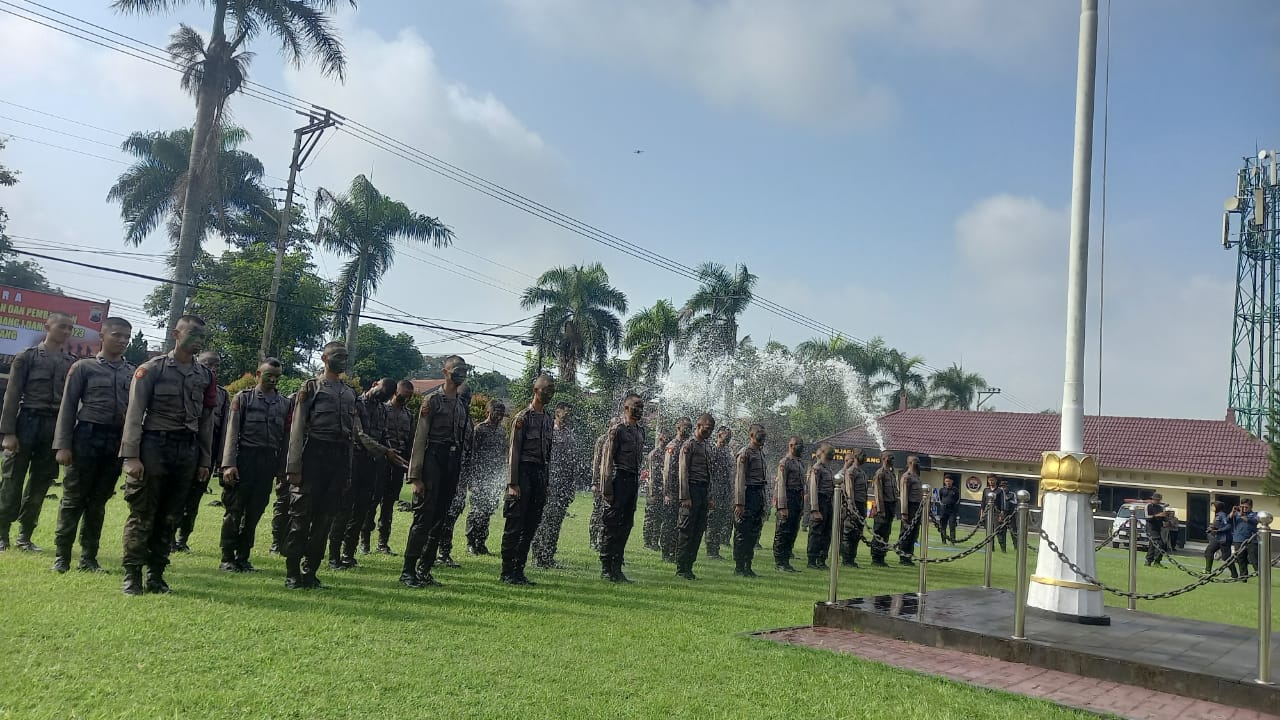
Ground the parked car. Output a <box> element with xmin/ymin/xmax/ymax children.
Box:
<box><xmin>1111</xmin><ymin>502</ymin><xmax>1185</xmax><ymax>550</ymax></box>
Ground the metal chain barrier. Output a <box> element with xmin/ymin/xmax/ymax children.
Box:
<box><xmin>1036</xmin><ymin>528</ymin><xmax>1258</xmax><ymax>601</ymax></box>
<box><xmin>1151</xmin><ymin>536</ymin><xmax>1260</xmax><ymax>584</ymax></box>
<box><xmin>1094</xmin><ymin>522</ymin><xmax>1125</xmax><ymax>551</ymax></box>
<box><xmin>859</xmin><ymin>500</ymin><xmax>1013</xmax><ymax>564</ymax></box>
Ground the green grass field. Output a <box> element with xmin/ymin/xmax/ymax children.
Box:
<box><xmin>0</xmin><ymin>490</ymin><xmax>1272</xmax><ymax>720</ymax></box>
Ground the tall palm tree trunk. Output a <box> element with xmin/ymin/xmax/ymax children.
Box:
<box><xmin>163</xmin><ymin>0</ymin><xmax>228</xmax><ymax>349</ymax></box>
<box><xmin>345</xmin><ymin>253</ymin><xmax>367</xmax><ymax>355</ymax></box>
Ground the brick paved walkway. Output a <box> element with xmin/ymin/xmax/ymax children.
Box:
<box><xmin>760</xmin><ymin>626</ymin><xmax>1279</xmax><ymax>720</ymax></box>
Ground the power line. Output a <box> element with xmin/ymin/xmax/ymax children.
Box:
<box><xmin>0</xmin><ymin>129</ymin><xmax>127</xmax><ymax>165</ymax></box>
<box><xmin>0</xmin><ymin>98</ymin><xmax>122</xmax><ymax>136</ymax></box>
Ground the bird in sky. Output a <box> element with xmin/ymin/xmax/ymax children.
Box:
<box><xmin>633</xmin><ymin>149</ymin><xmax>644</xmax><ymax>154</ymax></box>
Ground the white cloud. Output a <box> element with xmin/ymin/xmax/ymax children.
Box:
<box><xmin>502</xmin><ymin>0</ymin><xmax>1071</xmax><ymax>128</ymax></box>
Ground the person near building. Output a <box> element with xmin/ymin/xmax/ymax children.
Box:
<box><xmin>1144</xmin><ymin>492</ymin><xmax>1173</xmax><ymax>568</ymax></box>
<box><xmin>218</xmin><ymin>359</ymin><xmax>290</xmax><ymax>573</ymax></box>
<box><xmin>399</xmin><ymin>357</ymin><xmax>469</xmax><ymax>588</ymax></box>
<box><xmin>49</xmin><ymin>317</ymin><xmax>134</xmax><ymax>573</ymax></box>
<box><xmin>868</xmin><ymin>453</ymin><xmax>899</xmax><ymax>567</ymax></box>
<box><xmin>1230</xmin><ymin>498</ymin><xmax>1259</xmax><ymax>581</ymax></box>
<box><xmin>771</xmin><ymin>435</ymin><xmax>805</xmax><ymax>572</ymax></box>
<box><xmin>118</xmin><ymin>316</ymin><xmax>216</xmax><ymax>595</ymax></box>
<box><xmin>499</xmin><ymin>374</ymin><xmax>556</xmax><ymax>585</ymax></box>
<box><xmin>173</xmin><ymin>350</ymin><xmax>228</xmax><ymax>552</ymax></box>
<box><xmin>1204</xmin><ymin>500</ymin><xmax>1235</xmax><ymax>577</ymax></box>
<box><xmin>895</xmin><ymin>456</ymin><xmax>923</xmax><ymax>566</ymax></box>
<box><xmin>805</xmin><ymin>442</ymin><xmax>835</xmax><ymax>569</ymax></box>
<box><xmin>936</xmin><ymin>474</ymin><xmax>961</xmax><ymax>544</ymax></box>
<box><xmin>839</xmin><ymin>451</ymin><xmax>869</xmax><ymax>568</ymax></box>
<box><xmin>732</xmin><ymin>423</ymin><xmax>768</xmax><ymax>578</ymax></box>
<box><xmin>981</xmin><ymin>475</ymin><xmax>1009</xmax><ymax>552</ymax></box>
<box><xmin>0</xmin><ymin>311</ymin><xmax>76</xmax><ymax>552</ymax></box>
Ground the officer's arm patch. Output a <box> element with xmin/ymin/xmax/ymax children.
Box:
<box><xmin>134</xmin><ymin>366</ymin><xmax>148</xmax><ymax>379</ymax></box>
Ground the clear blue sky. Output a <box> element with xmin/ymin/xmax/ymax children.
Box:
<box><xmin>0</xmin><ymin>1</ymin><xmax>1277</xmax><ymax>418</ymax></box>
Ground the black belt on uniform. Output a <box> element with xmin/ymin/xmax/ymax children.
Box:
<box><xmin>19</xmin><ymin>407</ymin><xmax>56</xmax><ymax>416</ymax></box>
<box><xmin>81</xmin><ymin>421</ymin><xmax>124</xmax><ymax>434</ymax></box>
<box><xmin>143</xmin><ymin>429</ymin><xmax>196</xmax><ymax>441</ymax></box>
<box><xmin>426</xmin><ymin>440</ymin><xmax>461</xmax><ymax>453</ymax></box>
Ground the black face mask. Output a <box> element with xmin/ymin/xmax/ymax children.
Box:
<box><xmin>449</xmin><ymin>367</ymin><xmax>468</xmax><ymax>386</ymax></box>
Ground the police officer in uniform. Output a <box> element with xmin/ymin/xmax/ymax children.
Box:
<box><xmin>267</xmin><ymin>391</ymin><xmax>297</xmax><ymax>555</ymax></box>
<box><xmin>806</xmin><ymin>442</ymin><xmax>836</xmax><ymax>569</ymax></box>
<box><xmin>772</xmin><ymin>435</ymin><xmax>806</xmax><ymax>573</ymax></box>
<box><xmin>119</xmin><ymin>315</ymin><xmax>216</xmax><ymax>595</ymax></box>
<box><xmin>674</xmin><ymin>412</ymin><xmax>714</xmax><ymax>580</ymax></box>
<box><xmin>705</xmin><ymin>427</ymin><xmax>733</xmax><ymax>560</ymax></box>
<box><xmin>50</xmin><ymin>317</ymin><xmax>133</xmax><ymax>573</ymax></box>
<box><xmin>218</xmin><ymin>359</ymin><xmax>290</xmax><ymax>573</ymax></box>
<box><xmin>0</xmin><ymin>311</ymin><xmax>76</xmax><ymax>552</ymax></box>
<box><xmin>464</xmin><ymin>398</ymin><xmax>507</xmax><ymax>556</ymax></box>
<box><xmin>732</xmin><ymin>423</ymin><xmax>768</xmax><ymax>578</ymax></box>
<box><xmin>500</xmin><ymin>374</ymin><xmax>556</xmax><ymax>585</ymax></box>
<box><xmin>588</xmin><ymin>418</ymin><xmax>616</xmax><ymax>552</ymax></box>
<box><xmin>869</xmin><ymin>452</ymin><xmax>899</xmax><ymax>567</ymax></box>
<box><xmin>173</xmin><ymin>350</ymin><xmax>228</xmax><ymax>552</ymax></box>
<box><xmin>839</xmin><ymin>451</ymin><xmax>869</xmax><ymax>568</ymax></box>
<box><xmin>399</xmin><ymin>356</ymin><xmax>469</xmax><ymax>588</ymax></box>
<box><xmin>641</xmin><ymin>429</ymin><xmax>671</xmax><ymax>551</ymax></box>
<box><xmin>598</xmin><ymin>394</ymin><xmax>645</xmax><ymax>582</ymax></box>
<box><xmin>370</xmin><ymin>380</ymin><xmax>415</xmax><ymax>555</ymax></box>
<box><xmin>532</xmin><ymin>402</ymin><xmax>575</xmax><ymax>569</ymax></box>
<box><xmin>896</xmin><ymin>455</ymin><xmax>923</xmax><ymax>566</ymax></box>
<box><xmin>284</xmin><ymin>341</ymin><xmax>404</xmax><ymax>590</ymax></box>
<box><xmin>937</xmin><ymin>474</ymin><xmax>961</xmax><ymax>544</ymax></box>
<box><xmin>330</xmin><ymin>377</ymin><xmax>393</xmax><ymax>569</ymax></box>
<box><xmin>659</xmin><ymin>417</ymin><xmax>691</xmax><ymax>563</ymax></box>
<box><xmin>433</xmin><ymin>384</ymin><xmax>474</xmax><ymax>570</ymax></box>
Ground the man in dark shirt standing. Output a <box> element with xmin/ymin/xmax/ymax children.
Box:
<box><xmin>772</xmin><ymin>435</ymin><xmax>806</xmax><ymax>572</ymax></box>
<box><xmin>896</xmin><ymin>455</ymin><xmax>923</xmax><ymax>566</ymax></box>
<box><xmin>173</xmin><ymin>350</ymin><xmax>228</xmax><ymax>553</ymax></box>
<box><xmin>0</xmin><ymin>311</ymin><xmax>76</xmax><ymax>552</ymax></box>
<box><xmin>733</xmin><ymin>423</ymin><xmax>768</xmax><ymax>578</ymax></box>
<box><xmin>50</xmin><ymin>317</ymin><xmax>133</xmax><ymax>573</ymax></box>
<box><xmin>660</xmin><ymin>417</ymin><xmax>691</xmax><ymax>563</ymax></box>
<box><xmin>533</xmin><ymin>402</ymin><xmax>576</xmax><ymax>569</ymax></box>
<box><xmin>642</xmin><ymin>429</ymin><xmax>671</xmax><ymax>552</ymax></box>
<box><xmin>400</xmin><ymin>356</ymin><xmax>470</xmax><ymax>588</ymax></box>
<box><xmin>674</xmin><ymin>411</ymin><xmax>714</xmax><ymax>581</ymax></box>
<box><xmin>371</xmin><ymin>380</ymin><xmax>416</xmax><ymax>555</ymax></box>
<box><xmin>869</xmin><ymin>453</ymin><xmax>898</xmax><ymax>567</ymax></box>
<box><xmin>705</xmin><ymin>427</ymin><xmax>734</xmax><ymax>560</ymax></box>
<box><xmin>118</xmin><ymin>316</ymin><xmax>216</xmax><ymax>595</ymax></box>
<box><xmin>806</xmin><ymin>442</ymin><xmax>836</xmax><ymax>569</ymax></box>
<box><xmin>937</xmin><ymin>475</ymin><xmax>961</xmax><ymax>544</ymax></box>
<box><xmin>285</xmin><ymin>342</ymin><xmax>403</xmax><ymax>590</ymax></box>
<box><xmin>1145</xmin><ymin>492</ymin><xmax>1172</xmax><ymax>568</ymax></box>
<box><xmin>218</xmin><ymin>359</ymin><xmax>290</xmax><ymax>572</ymax></box>
<box><xmin>601</xmin><ymin>394</ymin><xmax>646</xmax><ymax>582</ymax></box>
<box><xmin>464</xmin><ymin>398</ymin><xmax>508</xmax><ymax>556</ymax></box>
<box><xmin>331</xmin><ymin>377</ymin><xmax>394</xmax><ymax>570</ymax></box>
<box><xmin>839</xmin><ymin>451</ymin><xmax>869</xmax><ymax>568</ymax></box>
<box><xmin>500</xmin><ymin>374</ymin><xmax>556</xmax><ymax>585</ymax></box>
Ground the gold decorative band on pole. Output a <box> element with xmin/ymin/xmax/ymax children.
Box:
<box><xmin>1030</xmin><ymin>574</ymin><xmax>1100</xmax><ymax>591</ymax></box>
<box><xmin>1039</xmin><ymin>451</ymin><xmax>1099</xmax><ymax>494</ymax></box>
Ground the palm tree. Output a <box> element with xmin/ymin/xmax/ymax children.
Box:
<box><xmin>113</xmin><ymin>0</ymin><xmax>355</xmax><ymax>345</ymax></box>
<box><xmin>107</xmin><ymin>126</ymin><xmax>273</xmax><ymax>251</ymax></box>
<box><xmin>680</xmin><ymin>262</ymin><xmax>757</xmax><ymax>361</ymax></box>
<box><xmin>521</xmin><ymin>263</ymin><xmax>628</xmax><ymax>386</ymax></box>
<box><xmin>313</xmin><ymin>174</ymin><xmax>454</xmax><ymax>354</ymax></box>
<box><xmin>623</xmin><ymin>299</ymin><xmax>682</xmax><ymax>385</ymax></box>
<box><xmin>927</xmin><ymin>363</ymin><xmax>988</xmax><ymax>410</ymax></box>
<box><xmin>872</xmin><ymin>349</ymin><xmax>928</xmax><ymax>409</ymax></box>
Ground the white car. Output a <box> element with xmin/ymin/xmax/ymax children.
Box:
<box><xmin>1110</xmin><ymin>502</ymin><xmax>1184</xmax><ymax>550</ymax></box>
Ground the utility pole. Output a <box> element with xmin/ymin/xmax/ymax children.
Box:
<box><xmin>259</xmin><ymin>108</ymin><xmax>340</xmax><ymax>361</ymax></box>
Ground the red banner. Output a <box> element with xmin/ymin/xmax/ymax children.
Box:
<box><xmin>0</xmin><ymin>287</ymin><xmax>110</xmax><ymax>359</ymax></box>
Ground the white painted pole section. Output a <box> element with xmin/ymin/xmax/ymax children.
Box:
<box><xmin>1059</xmin><ymin>0</ymin><xmax>1098</xmax><ymax>455</ymax></box>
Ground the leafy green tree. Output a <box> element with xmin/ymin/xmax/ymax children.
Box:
<box><xmin>928</xmin><ymin>363</ymin><xmax>988</xmax><ymax>410</ymax></box>
<box><xmin>467</xmin><ymin>369</ymin><xmax>511</xmax><ymax>402</ymax></box>
<box><xmin>349</xmin><ymin>323</ymin><xmax>422</xmax><ymax>384</ymax></box>
<box><xmin>124</xmin><ymin>330</ymin><xmax>150</xmax><ymax>365</ymax></box>
<box><xmin>623</xmin><ymin>299</ymin><xmax>681</xmax><ymax>385</ymax></box>
<box><xmin>680</xmin><ymin>262</ymin><xmax>757</xmax><ymax>362</ymax></box>
<box><xmin>143</xmin><ymin>245</ymin><xmax>331</xmax><ymax>379</ymax></box>
<box><xmin>313</xmin><ymin>174</ymin><xmax>454</xmax><ymax>355</ymax></box>
<box><xmin>873</xmin><ymin>348</ymin><xmax>928</xmax><ymax>409</ymax></box>
<box><xmin>113</xmin><ymin>0</ymin><xmax>355</xmax><ymax>342</ymax></box>
<box><xmin>521</xmin><ymin>262</ymin><xmax>628</xmax><ymax>386</ymax></box>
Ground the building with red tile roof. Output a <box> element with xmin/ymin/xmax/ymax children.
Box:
<box><xmin>821</xmin><ymin>408</ymin><xmax>1274</xmax><ymax>540</ymax></box>
<box><xmin>410</xmin><ymin>378</ymin><xmax>445</xmax><ymax>395</ymax></box>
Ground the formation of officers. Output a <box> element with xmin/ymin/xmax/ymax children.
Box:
<box><xmin>0</xmin><ymin>312</ymin><xmax>932</xmax><ymax>596</ymax></box>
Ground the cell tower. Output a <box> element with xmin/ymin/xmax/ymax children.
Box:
<box><xmin>1224</xmin><ymin>149</ymin><xmax>1280</xmax><ymax>437</ymax></box>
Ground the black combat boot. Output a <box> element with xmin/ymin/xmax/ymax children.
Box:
<box><xmin>776</xmin><ymin>562</ymin><xmax>799</xmax><ymax>573</ymax></box>
<box><xmin>0</xmin><ymin>524</ymin><xmax>9</xmax><ymax>551</ymax></box>
<box><xmin>51</xmin><ymin>554</ymin><xmax>70</xmax><ymax>573</ymax></box>
<box><xmin>438</xmin><ymin>552</ymin><xmax>461</xmax><ymax>569</ymax></box>
<box><xmin>219</xmin><ymin>549</ymin><xmax>240</xmax><ymax>573</ymax></box>
<box><xmin>359</xmin><ymin>531</ymin><xmax>371</xmax><ymax>555</ymax></box>
<box><xmin>613</xmin><ymin>557</ymin><xmax>633</xmax><ymax>584</ymax></box>
<box><xmin>599</xmin><ymin>556</ymin><xmax>611</xmax><ymax>580</ymax></box>
<box><xmin>741</xmin><ymin>562</ymin><xmax>758</xmax><ymax>578</ymax></box>
<box><xmin>284</xmin><ymin>557</ymin><xmax>304</xmax><ymax>589</ymax></box>
<box><xmin>675</xmin><ymin>564</ymin><xmax>696</xmax><ymax>581</ymax></box>
<box><xmin>145</xmin><ymin>567</ymin><xmax>171</xmax><ymax>594</ymax></box>
<box><xmin>172</xmin><ymin>535</ymin><xmax>191</xmax><ymax>553</ymax></box>
<box><xmin>78</xmin><ymin>556</ymin><xmax>108</xmax><ymax>573</ymax></box>
<box><xmin>399</xmin><ymin>557</ymin><xmax>425</xmax><ymax>588</ymax></box>
<box><xmin>15</xmin><ymin>533</ymin><xmax>42</xmax><ymax>552</ymax></box>
<box><xmin>122</xmin><ymin>566</ymin><xmax>144</xmax><ymax>596</ymax></box>
<box><xmin>500</xmin><ymin>558</ymin><xmax>521</xmax><ymax>585</ymax></box>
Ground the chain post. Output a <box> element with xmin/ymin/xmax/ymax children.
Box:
<box><xmin>828</xmin><ymin>485</ymin><xmax>843</xmax><ymax>604</ymax></box>
<box><xmin>983</xmin><ymin>491</ymin><xmax>995</xmax><ymax>588</ymax></box>
<box><xmin>1256</xmin><ymin>511</ymin><xmax>1274</xmax><ymax>685</ymax></box>
<box><xmin>918</xmin><ymin>484</ymin><xmax>930</xmax><ymax>600</ymax></box>
<box><xmin>1013</xmin><ymin>490</ymin><xmax>1032</xmax><ymax>640</ymax></box>
<box><xmin>1127</xmin><ymin>514</ymin><xmax>1139</xmax><ymax>610</ymax></box>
